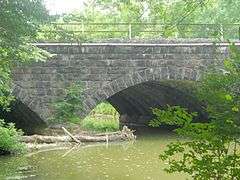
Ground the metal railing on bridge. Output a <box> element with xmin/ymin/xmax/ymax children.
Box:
<box><xmin>37</xmin><ymin>22</ymin><xmax>240</xmax><ymax>42</ymax></box>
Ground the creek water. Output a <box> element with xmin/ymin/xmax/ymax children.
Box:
<box><xmin>0</xmin><ymin>130</ymin><xmax>188</xmax><ymax>180</ymax></box>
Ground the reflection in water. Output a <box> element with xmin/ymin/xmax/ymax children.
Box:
<box><xmin>0</xmin><ymin>130</ymin><xmax>189</xmax><ymax>180</ymax></box>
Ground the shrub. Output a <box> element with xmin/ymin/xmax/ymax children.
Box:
<box><xmin>50</xmin><ymin>83</ymin><xmax>83</xmax><ymax>124</ymax></box>
<box><xmin>0</xmin><ymin>119</ymin><xmax>26</xmax><ymax>155</ymax></box>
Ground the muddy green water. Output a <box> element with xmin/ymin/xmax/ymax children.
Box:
<box><xmin>0</xmin><ymin>131</ymin><xmax>188</xmax><ymax>180</ymax></box>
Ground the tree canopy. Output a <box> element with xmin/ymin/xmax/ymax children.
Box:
<box><xmin>0</xmin><ymin>0</ymin><xmax>49</xmax><ymax>109</ymax></box>
<box><xmin>37</xmin><ymin>0</ymin><xmax>240</xmax><ymax>42</ymax></box>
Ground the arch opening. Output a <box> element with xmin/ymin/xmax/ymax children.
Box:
<box><xmin>104</xmin><ymin>80</ymin><xmax>207</xmax><ymax>130</ymax></box>
<box><xmin>0</xmin><ymin>100</ymin><xmax>46</xmax><ymax>135</ymax></box>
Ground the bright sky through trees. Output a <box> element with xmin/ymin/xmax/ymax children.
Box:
<box><xmin>44</xmin><ymin>0</ymin><xmax>85</xmax><ymax>14</ymax></box>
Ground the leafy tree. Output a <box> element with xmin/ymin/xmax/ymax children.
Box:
<box><xmin>0</xmin><ymin>0</ymin><xmax>49</xmax><ymax>154</ymax></box>
<box><xmin>0</xmin><ymin>0</ymin><xmax>50</xmax><ymax>109</ymax></box>
<box><xmin>149</xmin><ymin>44</ymin><xmax>240</xmax><ymax>179</ymax></box>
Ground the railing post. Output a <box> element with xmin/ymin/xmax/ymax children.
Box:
<box><xmin>238</xmin><ymin>26</ymin><xmax>240</xmax><ymax>40</ymax></box>
<box><xmin>128</xmin><ymin>23</ymin><xmax>132</xmax><ymax>39</ymax></box>
<box><xmin>220</xmin><ymin>24</ymin><xmax>224</xmax><ymax>41</ymax></box>
<box><xmin>81</xmin><ymin>20</ymin><xmax>84</xmax><ymax>34</ymax></box>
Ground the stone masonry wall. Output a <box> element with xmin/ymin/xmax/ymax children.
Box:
<box><xmin>12</xmin><ymin>41</ymin><xmax>232</xmax><ymax>122</ymax></box>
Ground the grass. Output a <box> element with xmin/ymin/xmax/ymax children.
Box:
<box><xmin>81</xmin><ymin>116</ymin><xmax>119</xmax><ymax>132</ymax></box>
<box><xmin>81</xmin><ymin>102</ymin><xmax>119</xmax><ymax>132</ymax></box>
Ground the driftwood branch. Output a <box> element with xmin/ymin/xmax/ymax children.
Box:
<box><xmin>62</xmin><ymin>127</ymin><xmax>81</xmax><ymax>144</ymax></box>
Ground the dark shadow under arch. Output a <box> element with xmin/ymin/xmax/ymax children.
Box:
<box><xmin>0</xmin><ymin>99</ymin><xmax>46</xmax><ymax>135</ymax></box>
<box><xmin>105</xmin><ymin>80</ymin><xmax>207</xmax><ymax>128</ymax></box>
<box><xmin>83</xmin><ymin>67</ymin><xmax>204</xmax><ymax>128</ymax></box>
<box><xmin>83</xmin><ymin>67</ymin><xmax>200</xmax><ymax>115</ymax></box>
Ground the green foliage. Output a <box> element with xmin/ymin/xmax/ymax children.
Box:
<box><xmin>0</xmin><ymin>119</ymin><xmax>26</xmax><ymax>155</ymax></box>
<box><xmin>150</xmin><ymin>45</ymin><xmax>240</xmax><ymax>179</ymax></box>
<box><xmin>0</xmin><ymin>0</ymin><xmax>50</xmax><ymax>109</ymax></box>
<box><xmin>81</xmin><ymin>116</ymin><xmax>119</xmax><ymax>132</ymax></box>
<box><xmin>149</xmin><ymin>105</ymin><xmax>197</xmax><ymax>127</ymax></box>
<box><xmin>150</xmin><ymin>106</ymin><xmax>240</xmax><ymax>179</ymax></box>
<box><xmin>90</xmin><ymin>102</ymin><xmax>119</xmax><ymax>116</ymax></box>
<box><xmin>50</xmin><ymin>83</ymin><xmax>83</xmax><ymax>124</ymax></box>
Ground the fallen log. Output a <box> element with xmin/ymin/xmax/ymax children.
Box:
<box><xmin>21</xmin><ymin>126</ymin><xmax>136</xmax><ymax>144</ymax></box>
<box><xmin>22</xmin><ymin>135</ymin><xmax>69</xmax><ymax>144</ymax></box>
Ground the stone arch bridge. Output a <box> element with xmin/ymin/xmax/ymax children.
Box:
<box><xmin>4</xmin><ymin>40</ymin><xmax>238</xmax><ymax>133</ymax></box>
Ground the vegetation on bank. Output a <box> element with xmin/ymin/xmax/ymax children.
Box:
<box><xmin>149</xmin><ymin>44</ymin><xmax>240</xmax><ymax>179</ymax></box>
<box><xmin>81</xmin><ymin>117</ymin><xmax>119</xmax><ymax>132</ymax></box>
<box><xmin>83</xmin><ymin>102</ymin><xmax>119</xmax><ymax>132</ymax></box>
<box><xmin>0</xmin><ymin>120</ymin><xmax>26</xmax><ymax>155</ymax></box>
<box><xmin>85</xmin><ymin>102</ymin><xmax>119</xmax><ymax>132</ymax></box>
<box><xmin>81</xmin><ymin>102</ymin><xmax>119</xmax><ymax>132</ymax></box>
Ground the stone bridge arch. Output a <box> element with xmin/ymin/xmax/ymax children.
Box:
<box><xmin>84</xmin><ymin>67</ymin><xmax>200</xmax><ymax>112</ymax></box>
<box><xmin>84</xmin><ymin>66</ymin><xmax>203</xmax><ymax>127</ymax></box>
